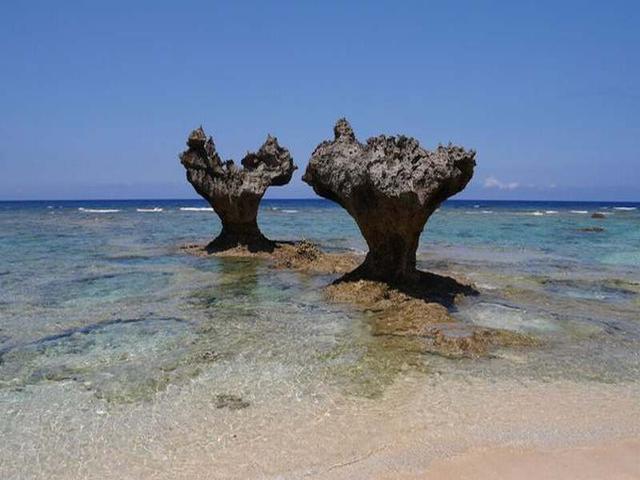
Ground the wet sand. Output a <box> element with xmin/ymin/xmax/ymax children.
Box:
<box><xmin>2</xmin><ymin>372</ymin><xmax>638</xmax><ymax>479</ymax></box>
<box><xmin>413</xmin><ymin>439</ymin><xmax>640</xmax><ymax>480</ymax></box>
<box><xmin>279</xmin><ymin>377</ymin><xmax>640</xmax><ymax>480</ymax></box>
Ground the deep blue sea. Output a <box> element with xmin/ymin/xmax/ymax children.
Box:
<box><xmin>0</xmin><ymin>198</ymin><xmax>639</xmax><ymax>477</ymax></box>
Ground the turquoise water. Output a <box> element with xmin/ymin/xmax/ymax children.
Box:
<box><xmin>0</xmin><ymin>198</ymin><xmax>639</xmax><ymax>477</ymax></box>
<box><xmin>1</xmin><ymin>199</ymin><xmax>639</xmax><ymax>392</ymax></box>
<box><xmin>1</xmin><ymin>198</ymin><xmax>638</xmax><ymax>393</ymax></box>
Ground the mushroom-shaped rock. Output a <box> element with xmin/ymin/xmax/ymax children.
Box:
<box><xmin>180</xmin><ymin>127</ymin><xmax>296</xmax><ymax>251</ymax></box>
<box><xmin>303</xmin><ymin>119</ymin><xmax>475</xmax><ymax>283</ymax></box>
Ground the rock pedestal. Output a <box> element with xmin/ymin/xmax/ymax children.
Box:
<box><xmin>303</xmin><ymin>119</ymin><xmax>475</xmax><ymax>283</ymax></box>
<box><xmin>180</xmin><ymin>127</ymin><xmax>296</xmax><ymax>251</ymax></box>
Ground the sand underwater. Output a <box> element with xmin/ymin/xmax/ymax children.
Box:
<box><xmin>1</xmin><ymin>199</ymin><xmax>639</xmax><ymax>479</ymax></box>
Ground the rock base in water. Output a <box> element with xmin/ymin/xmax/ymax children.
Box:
<box><xmin>181</xmin><ymin>242</ymin><xmax>537</xmax><ymax>358</ymax></box>
<box><xmin>326</xmin><ymin>279</ymin><xmax>536</xmax><ymax>358</ymax></box>
<box><xmin>181</xmin><ymin>240</ymin><xmax>360</xmax><ymax>275</ymax></box>
<box><xmin>203</xmin><ymin>230</ymin><xmax>276</xmax><ymax>253</ymax></box>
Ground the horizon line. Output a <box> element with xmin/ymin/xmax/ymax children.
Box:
<box><xmin>1</xmin><ymin>197</ymin><xmax>639</xmax><ymax>203</ymax></box>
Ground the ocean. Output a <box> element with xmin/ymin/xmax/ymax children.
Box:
<box><xmin>1</xmin><ymin>198</ymin><xmax>639</xmax><ymax>478</ymax></box>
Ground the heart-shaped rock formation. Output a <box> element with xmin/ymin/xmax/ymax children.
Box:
<box><xmin>303</xmin><ymin>119</ymin><xmax>475</xmax><ymax>283</ymax></box>
<box><xmin>180</xmin><ymin>127</ymin><xmax>296</xmax><ymax>251</ymax></box>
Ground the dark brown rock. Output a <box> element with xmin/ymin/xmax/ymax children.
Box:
<box><xmin>180</xmin><ymin>127</ymin><xmax>296</xmax><ymax>251</ymax></box>
<box><xmin>591</xmin><ymin>212</ymin><xmax>606</xmax><ymax>219</ymax></box>
<box><xmin>303</xmin><ymin>119</ymin><xmax>476</xmax><ymax>283</ymax></box>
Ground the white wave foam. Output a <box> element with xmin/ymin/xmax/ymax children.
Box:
<box><xmin>570</xmin><ymin>210</ymin><xmax>588</xmax><ymax>214</ymax></box>
<box><xmin>179</xmin><ymin>207</ymin><xmax>213</xmax><ymax>212</ymax></box>
<box><xmin>545</xmin><ymin>210</ymin><xmax>558</xmax><ymax>214</ymax></box>
<box><xmin>613</xmin><ymin>207</ymin><xmax>637</xmax><ymax>211</ymax></box>
<box><xmin>78</xmin><ymin>208</ymin><xmax>120</xmax><ymax>213</ymax></box>
<box><xmin>282</xmin><ymin>209</ymin><xmax>298</xmax><ymax>213</ymax></box>
<box><xmin>137</xmin><ymin>208</ymin><xmax>163</xmax><ymax>212</ymax></box>
<box><xmin>529</xmin><ymin>211</ymin><xmax>544</xmax><ymax>216</ymax></box>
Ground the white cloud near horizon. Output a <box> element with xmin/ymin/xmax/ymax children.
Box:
<box><xmin>483</xmin><ymin>176</ymin><xmax>520</xmax><ymax>190</ymax></box>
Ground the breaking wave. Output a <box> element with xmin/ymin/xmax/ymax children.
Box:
<box><xmin>78</xmin><ymin>208</ymin><xmax>120</xmax><ymax>213</ymax></box>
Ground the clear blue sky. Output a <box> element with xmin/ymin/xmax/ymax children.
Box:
<box><xmin>1</xmin><ymin>0</ymin><xmax>638</xmax><ymax>201</ymax></box>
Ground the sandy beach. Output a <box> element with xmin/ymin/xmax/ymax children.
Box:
<box><xmin>417</xmin><ymin>440</ymin><xmax>640</xmax><ymax>480</ymax></box>
<box><xmin>3</xmin><ymin>367</ymin><xmax>639</xmax><ymax>478</ymax></box>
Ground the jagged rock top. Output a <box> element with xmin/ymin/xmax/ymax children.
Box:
<box><xmin>303</xmin><ymin>118</ymin><xmax>476</xmax><ymax>207</ymax></box>
<box><xmin>179</xmin><ymin>127</ymin><xmax>296</xmax><ymax>250</ymax></box>
<box><xmin>180</xmin><ymin>127</ymin><xmax>296</xmax><ymax>196</ymax></box>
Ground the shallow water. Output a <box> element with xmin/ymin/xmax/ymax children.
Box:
<box><xmin>0</xmin><ymin>199</ymin><xmax>639</xmax><ymax>478</ymax></box>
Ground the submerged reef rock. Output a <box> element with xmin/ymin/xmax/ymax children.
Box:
<box><xmin>215</xmin><ymin>394</ymin><xmax>250</xmax><ymax>410</ymax></box>
<box><xmin>303</xmin><ymin>118</ymin><xmax>476</xmax><ymax>283</ymax></box>
<box><xmin>180</xmin><ymin>127</ymin><xmax>296</xmax><ymax>251</ymax></box>
<box><xmin>326</xmin><ymin>278</ymin><xmax>536</xmax><ymax>358</ymax></box>
<box><xmin>271</xmin><ymin>240</ymin><xmax>360</xmax><ymax>273</ymax></box>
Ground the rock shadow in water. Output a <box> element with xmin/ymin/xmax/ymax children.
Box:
<box><xmin>334</xmin><ymin>268</ymin><xmax>478</xmax><ymax>307</ymax></box>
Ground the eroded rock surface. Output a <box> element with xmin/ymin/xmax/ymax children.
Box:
<box><xmin>303</xmin><ymin>119</ymin><xmax>475</xmax><ymax>282</ymax></box>
<box><xmin>180</xmin><ymin>127</ymin><xmax>296</xmax><ymax>251</ymax></box>
<box><xmin>326</xmin><ymin>279</ymin><xmax>536</xmax><ymax>358</ymax></box>
<box><xmin>181</xmin><ymin>240</ymin><xmax>360</xmax><ymax>275</ymax></box>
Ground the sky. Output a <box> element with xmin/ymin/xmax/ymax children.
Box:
<box><xmin>1</xmin><ymin>0</ymin><xmax>639</xmax><ymax>201</ymax></box>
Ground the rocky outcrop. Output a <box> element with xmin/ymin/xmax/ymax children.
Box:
<box><xmin>180</xmin><ymin>127</ymin><xmax>296</xmax><ymax>251</ymax></box>
<box><xmin>325</xmin><ymin>278</ymin><xmax>536</xmax><ymax>358</ymax></box>
<box><xmin>180</xmin><ymin>240</ymin><xmax>360</xmax><ymax>275</ymax></box>
<box><xmin>303</xmin><ymin>119</ymin><xmax>476</xmax><ymax>283</ymax></box>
